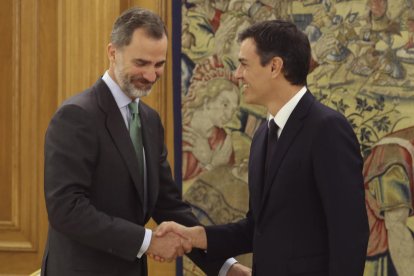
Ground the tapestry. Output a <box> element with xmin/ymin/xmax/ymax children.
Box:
<box><xmin>179</xmin><ymin>1</ymin><xmax>414</xmax><ymax>275</ymax></box>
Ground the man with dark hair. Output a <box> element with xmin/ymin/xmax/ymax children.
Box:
<box><xmin>157</xmin><ymin>20</ymin><xmax>369</xmax><ymax>276</ymax></box>
<box><xmin>41</xmin><ymin>7</ymin><xmax>248</xmax><ymax>276</ymax></box>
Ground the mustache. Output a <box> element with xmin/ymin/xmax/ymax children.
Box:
<box><xmin>130</xmin><ymin>76</ymin><xmax>156</xmax><ymax>85</ymax></box>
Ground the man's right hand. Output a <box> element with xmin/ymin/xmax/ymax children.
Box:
<box><xmin>146</xmin><ymin>231</ymin><xmax>191</xmax><ymax>262</ymax></box>
<box><xmin>155</xmin><ymin>221</ymin><xmax>208</xmax><ymax>250</ymax></box>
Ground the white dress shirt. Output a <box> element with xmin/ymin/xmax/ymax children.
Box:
<box><xmin>268</xmin><ymin>86</ymin><xmax>307</xmax><ymax>136</ymax></box>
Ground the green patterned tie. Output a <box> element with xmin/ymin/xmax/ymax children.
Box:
<box><xmin>128</xmin><ymin>101</ymin><xmax>146</xmax><ymax>212</ymax></box>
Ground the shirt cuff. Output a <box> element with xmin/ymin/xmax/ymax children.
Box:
<box><xmin>137</xmin><ymin>228</ymin><xmax>152</xmax><ymax>258</ymax></box>
<box><xmin>218</xmin><ymin>258</ymin><xmax>238</xmax><ymax>276</ymax></box>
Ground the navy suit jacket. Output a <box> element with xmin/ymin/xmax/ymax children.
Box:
<box><xmin>205</xmin><ymin>91</ymin><xmax>369</xmax><ymax>276</ymax></box>
<box><xmin>42</xmin><ymin>79</ymin><xmax>224</xmax><ymax>276</ymax></box>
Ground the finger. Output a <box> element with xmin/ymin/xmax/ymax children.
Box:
<box><xmin>155</xmin><ymin>221</ymin><xmax>174</xmax><ymax>237</ymax></box>
<box><xmin>176</xmin><ymin>244</ymin><xmax>185</xmax><ymax>257</ymax></box>
<box><xmin>181</xmin><ymin>238</ymin><xmax>192</xmax><ymax>254</ymax></box>
<box><xmin>165</xmin><ymin>252</ymin><xmax>177</xmax><ymax>263</ymax></box>
<box><xmin>156</xmin><ymin>221</ymin><xmax>181</xmax><ymax>237</ymax></box>
<box><xmin>155</xmin><ymin>256</ymin><xmax>165</xmax><ymax>262</ymax></box>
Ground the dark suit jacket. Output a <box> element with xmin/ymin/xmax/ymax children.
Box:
<box><xmin>42</xmin><ymin>79</ymin><xmax>224</xmax><ymax>276</ymax></box>
<box><xmin>205</xmin><ymin>91</ymin><xmax>369</xmax><ymax>276</ymax></box>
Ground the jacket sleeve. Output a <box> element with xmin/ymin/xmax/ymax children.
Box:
<box><xmin>204</xmin><ymin>210</ymin><xmax>254</xmax><ymax>259</ymax></box>
<box><xmin>44</xmin><ymin>104</ymin><xmax>145</xmax><ymax>261</ymax></box>
<box><xmin>312</xmin><ymin>114</ymin><xmax>369</xmax><ymax>276</ymax></box>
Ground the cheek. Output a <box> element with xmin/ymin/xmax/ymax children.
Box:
<box><xmin>130</xmin><ymin>67</ymin><xmax>144</xmax><ymax>76</ymax></box>
<box><xmin>155</xmin><ymin>67</ymin><xmax>165</xmax><ymax>76</ymax></box>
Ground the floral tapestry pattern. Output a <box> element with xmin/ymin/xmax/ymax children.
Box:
<box><xmin>181</xmin><ymin>1</ymin><xmax>414</xmax><ymax>275</ymax></box>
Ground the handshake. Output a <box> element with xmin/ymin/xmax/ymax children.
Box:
<box><xmin>146</xmin><ymin>221</ymin><xmax>206</xmax><ymax>262</ymax></box>
<box><xmin>146</xmin><ymin>222</ymin><xmax>252</xmax><ymax>275</ymax></box>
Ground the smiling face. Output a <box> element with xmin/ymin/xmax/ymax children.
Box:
<box><xmin>108</xmin><ymin>28</ymin><xmax>168</xmax><ymax>99</ymax></box>
<box><xmin>234</xmin><ymin>38</ymin><xmax>274</xmax><ymax>106</ymax></box>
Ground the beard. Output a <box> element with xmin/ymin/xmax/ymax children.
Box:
<box><xmin>114</xmin><ymin>61</ymin><xmax>154</xmax><ymax>99</ymax></box>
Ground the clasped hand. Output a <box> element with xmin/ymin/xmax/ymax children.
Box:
<box><xmin>146</xmin><ymin>221</ymin><xmax>205</xmax><ymax>262</ymax></box>
<box><xmin>147</xmin><ymin>222</ymin><xmax>252</xmax><ymax>276</ymax></box>
<box><xmin>145</xmin><ymin>226</ymin><xmax>189</xmax><ymax>262</ymax></box>
<box><xmin>147</xmin><ymin>221</ymin><xmax>207</xmax><ymax>262</ymax></box>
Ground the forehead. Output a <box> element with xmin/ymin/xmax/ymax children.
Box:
<box><xmin>239</xmin><ymin>38</ymin><xmax>259</xmax><ymax>60</ymax></box>
<box><xmin>123</xmin><ymin>28</ymin><xmax>168</xmax><ymax>58</ymax></box>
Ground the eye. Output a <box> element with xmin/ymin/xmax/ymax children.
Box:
<box><xmin>134</xmin><ymin>60</ymin><xmax>146</xmax><ymax>67</ymax></box>
<box><xmin>155</xmin><ymin>61</ymin><xmax>165</xmax><ymax>68</ymax></box>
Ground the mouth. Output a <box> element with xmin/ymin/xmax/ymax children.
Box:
<box><xmin>132</xmin><ymin>79</ymin><xmax>153</xmax><ymax>90</ymax></box>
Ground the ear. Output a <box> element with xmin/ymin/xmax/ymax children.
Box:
<box><xmin>270</xmin><ymin>56</ymin><xmax>283</xmax><ymax>79</ymax></box>
<box><xmin>107</xmin><ymin>43</ymin><xmax>117</xmax><ymax>63</ymax></box>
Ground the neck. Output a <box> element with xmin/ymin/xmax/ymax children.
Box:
<box><xmin>267</xmin><ymin>84</ymin><xmax>303</xmax><ymax>116</ymax></box>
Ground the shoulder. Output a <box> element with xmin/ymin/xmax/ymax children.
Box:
<box><xmin>56</xmin><ymin>79</ymin><xmax>108</xmax><ymax>118</ymax></box>
<box><xmin>61</xmin><ymin>85</ymin><xmax>97</xmax><ymax>111</ymax></box>
<box><xmin>50</xmin><ymin>84</ymin><xmax>100</xmax><ymax>128</ymax></box>
<box><xmin>309</xmin><ymin>99</ymin><xmax>351</xmax><ymax>131</ymax></box>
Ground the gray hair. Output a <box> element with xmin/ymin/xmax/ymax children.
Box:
<box><xmin>111</xmin><ymin>7</ymin><xmax>167</xmax><ymax>48</ymax></box>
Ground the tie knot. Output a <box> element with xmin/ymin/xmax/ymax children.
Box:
<box><xmin>268</xmin><ymin>119</ymin><xmax>278</xmax><ymax>131</ymax></box>
<box><xmin>268</xmin><ymin>120</ymin><xmax>278</xmax><ymax>137</ymax></box>
<box><xmin>128</xmin><ymin>101</ymin><xmax>139</xmax><ymax>115</ymax></box>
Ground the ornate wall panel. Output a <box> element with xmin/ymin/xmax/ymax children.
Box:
<box><xmin>0</xmin><ymin>0</ymin><xmax>54</xmax><ymax>274</ymax></box>
<box><xmin>57</xmin><ymin>0</ymin><xmax>120</xmax><ymax>103</ymax></box>
<box><xmin>0</xmin><ymin>0</ymin><xmax>38</xmax><ymax>251</ymax></box>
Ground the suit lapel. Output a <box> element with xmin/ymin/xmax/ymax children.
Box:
<box><xmin>138</xmin><ymin>103</ymin><xmax>159</xmax><ymax>221</ymax></box>
<box><xmin>249</xmin><ymin>122</ymin><xmax>268</xmax><ymax>216</ymax></box>
<box><xmin>94</xmin><ymin>79</ymin><xmax>145</xmax><ymax>208</ymax></box>
<box><xmin>258</xmin><ymin>91</ymin><xmax>315</xmax><ymax>218</ymax></box>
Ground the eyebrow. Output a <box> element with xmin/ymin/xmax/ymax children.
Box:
<box><xmin>133</xmin><ymin>58</ymin><xmax>166</xmax><ymax>66</ymax></box>
<box><xmin>155</xmin><ymin>60</ymin><xmax>166</xmax><ymax>66</ymax></box>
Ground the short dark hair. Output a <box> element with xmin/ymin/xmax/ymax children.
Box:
<box><xmin>111</xmin><ymin>7</ymin><xmax>167</xmax><ymax>48</ymax></box>
<box><xmin>238</xmin><ymin>20</ymin><xmax>310</xmax><ymax>85</ymax></box>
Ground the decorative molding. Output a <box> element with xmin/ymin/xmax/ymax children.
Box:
<box><xmin>57</xmin><ymin>0</ymin><xmax>119</xmax><ymax>104</ymax></box>
<box><xmin>0</xmin><ymin>0</ymin><xmax>38</xmax><ymax>251</ymax></box>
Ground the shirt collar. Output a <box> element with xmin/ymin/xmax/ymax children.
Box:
<box><xmin>268</xmin><ymin>86</ymin><xmax>307</xmax><ymax>130</ymax></box>
<box><xmin>102</xmin><ymin>71</ymin><xmax>139</xmax><ymax>108</ymax></box>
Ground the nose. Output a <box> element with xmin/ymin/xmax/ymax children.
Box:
<box><xmin>143</xmin><ymin>68</ymin><xmax>157</xmax><ymax>83</ymax></box>
<box><xmin>234</xmin><ymin>65</ymin><xmax>242</xmax><ymax>79</ymax></box>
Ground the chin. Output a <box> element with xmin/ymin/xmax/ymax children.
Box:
<box><xmin>243</xmin><ymin>94</ymin><xmax>254</xmax><ymax>104</ymax></box>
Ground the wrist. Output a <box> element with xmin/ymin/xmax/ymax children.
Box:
<box><xmin>193</xmin><ymin>226</ymin><xmax>207</xmax><ymax>249</ymax></box>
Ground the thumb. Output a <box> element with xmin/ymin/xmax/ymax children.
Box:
<box><xmin>155</xmin><ymin>221</ymin><xmax>177</xmax><ymax>237</ymax></box>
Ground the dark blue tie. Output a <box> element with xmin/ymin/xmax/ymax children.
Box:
<box><xmin>265</xmin><ymin>119</ymin><xmax>279</xmax><ymax>177</ymax></box>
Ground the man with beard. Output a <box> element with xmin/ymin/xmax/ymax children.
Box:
<box><xmin>41</xmin><ymin>7</ymin><xmax>249</xmax><ymax>276</ymax></box>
